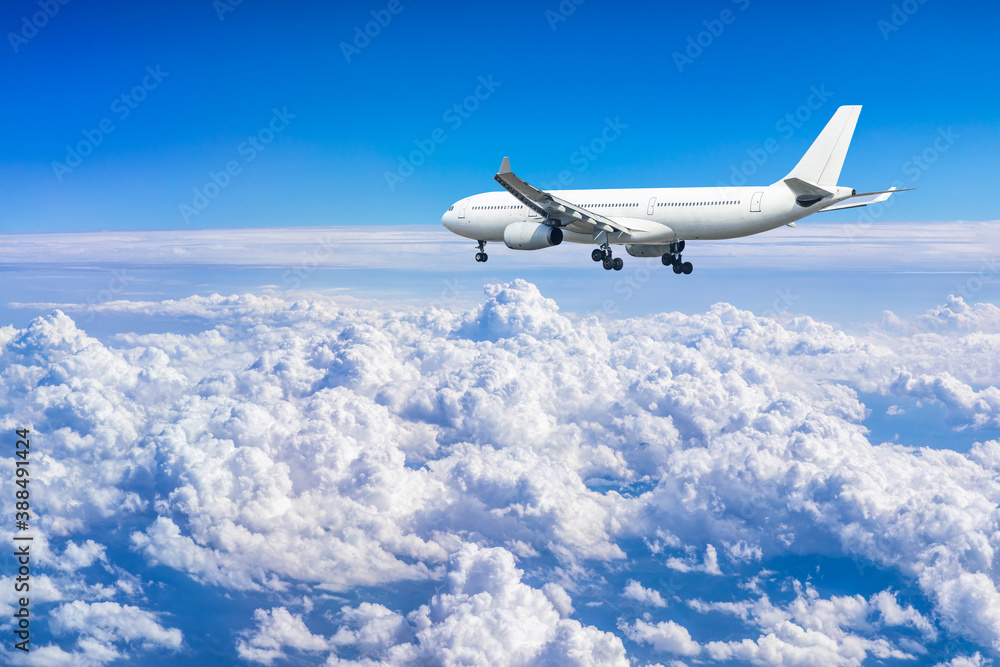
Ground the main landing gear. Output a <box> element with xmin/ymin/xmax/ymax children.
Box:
<box><xmin>661</xmin><ymin>240</ymin><xmax>693</xmax><ymax>275</ymax></box>
<box><xmin>591</xmin><ymin>243</ymin><xmax>623</xmax><ymax>271</ymax></box>
<box><xmin>474</xmin><ymin>240</ymin><xmax>488</xmax><ymax>263</ymax></box>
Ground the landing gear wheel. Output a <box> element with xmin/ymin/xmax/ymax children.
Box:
<box><xmin>592</xmin><ymin>249</ymin><xmax>604</xmax><ymax>262</ymax></box>
<box><xmin>673</xmin><ymin>262</ymin><xmax>683</xmax><ymax>274</ymax></box>
<box><xmin>613</xmin><ymin>257</ymin><xmax>623</xmax><ymax>271</ymax></box>
<box><xmin>602</xmin><ymin>258</ymin><xmax>613</xmax><ymax>270</ymax></box>
<box><xmin>474</xmin><ymin>240</ymin><xmax>487</xmax><ymax>263</ymax></box>
<box><xmin>481</xmin><ymin>253</ymin><xmax>488</xmax><ymax>263</ymax></box>
<box><xmin>661</xmin><ymin>254</ymin><xmax>676</xmax><ymax>267</ymax></box>
<box><xmin>682</xmin><ymin>261</ymin><xmax>693</xmax><ymax>275</ymax></box>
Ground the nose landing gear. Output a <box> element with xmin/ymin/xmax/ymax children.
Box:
<box><xmin>474</xmin><ymin>240</ymin><xmax>488</xmax><ymax>263</ymax></box>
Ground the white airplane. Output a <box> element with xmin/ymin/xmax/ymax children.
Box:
<box><xmin>441</xmin><ymin>105</ymin><xmax>910</xmax><ymax>273</ymax></box>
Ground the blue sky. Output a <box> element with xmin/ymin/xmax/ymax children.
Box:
<box><xmin>3</xmin><ymin>3</ymin><xmax>1000</xmax><ymax>666</ymax></box>
<box><xmin>1</xmin><ymin>0</ymin><xmax>997</xmax><ymax>233</ymax></box>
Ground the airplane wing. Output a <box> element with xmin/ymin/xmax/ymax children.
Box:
<box><xmin>494</xmin><ymin>157</ymin><xmax>634</xmax><ymax>237</ymax></box>
<box><xmin>818</xmin><ymin>186</ymin><xmax>914</xmax><ymax>212</ymax></box>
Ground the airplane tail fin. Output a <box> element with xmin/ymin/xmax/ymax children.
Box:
<box><xmin>783</xmin><ymin>105</ymin><xmax>862</xmax><ymax>186</ymax></box>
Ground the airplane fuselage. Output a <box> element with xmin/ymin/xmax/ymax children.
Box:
<box><xmin>442</xmin><ymin>183</ymin><xmax>853</xmax><ymax>246</ymax></box>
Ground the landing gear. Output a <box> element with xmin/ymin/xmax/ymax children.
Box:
<box><xmin>474</xmin><ymin>240</ymin><xmax>488</xmax><ymax>263</ymax></box>
<box><xmin>595</xmin><ymin>242</ymin><xmax>623</xmax><ymax>271</ymax></box>
<box><xmin>670</xmin><ymin>261</ymin><xmax>692</xmax><ymax>274</ymax></box>
<box><xmin>662</xmin><ymin>240</ymin><xmax>692</xmax><ymax>275</ymax></box>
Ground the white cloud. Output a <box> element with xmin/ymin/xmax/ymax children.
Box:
<box><xmin>694</xmin><ymin>584</ymin><xmax>933</xmax><ymax>666</ymax></box>
<box><xmin>43</xmin><ymin>601</ymin><xmax>182</xmax><ymax>665</ymax></box>
<box><xmin>330</xmin><ymin>603</ymin><xmax>411</xmax><ymax>656</ymax></box>
<box><xmin>623</xmin><ymin>580</ymin><xmax>667</xmax><ymax>607</ymax></box>
<box><xmin>885</xmin><ymin>294</ymin><xmax>1000</xmax><ymax>335</ymax></box>
<box><xmin>725</xmin><ymin>540</ymin><xmax>763</xmax><ymax>563</ymax></box>
<box><xmin>324</xmin><ymin>544</ymin><xmax>626</xmax><ymax>665</ymax></box>
<box><xmin>665</xmin><ymin>545</ymin><xmax>722</xmax><ymax>576</ymax></box>
<box><xmin>934</xmin><ymin>653</ymin><xmax>989</xmax><ymax>667</ymax></box>
<box><xmin>403</xmin><ymin>544</ymin><xmax>627</xmax><ymax>665</ymax></box>
<box><xmin>542</xmin><ymin>582</ymin><xmax>575</xmax><ymax>618</ymax></box>
<box><xmin>889</xmin><ymin>369</ymin><xmax>1000</xmax><ymax>428</ymax></box>
<box><xmin>871</xmin><ymin>589</ymin><xmax>938</xmax><ymax>641</ymax></box>
<box><xmin>2</xmin><ymin>222</ymin><xmax>997</xmax><ymax>275</ymax></box>
<box><xmin>55</xmin><ymin>540</ymin><xmax>107</xmax><ymax>572</ymax></box>
<box><xmin>5</xmin><ymin>281</ymin><xmax>1000</xmax><ymax>661</ymax></box>
<box><xmin>621</xmin><ymin>619</ymin><xmax>700</xmax><ymax>657</ymax></box>
<box><xmin>237</xmin><ymin>607</ymin><xmax>329</xmax><ymax>665</ymax></box>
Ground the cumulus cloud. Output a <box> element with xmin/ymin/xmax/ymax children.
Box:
<box><xmin>4</xmin><ymin>281</ymin><xmax>1000</xmax><ymax>663</ymax></box>
<box><xmin>55</xmin><ymin>540</ymin><xmax>107</xmax><ymax>572</ymax></box>
<box><xmin>623</xmin><ymin>580</ymin><xmax>667</xmax><ymax>607</ymax></box>
<box><xmin>330</xmin><ymin>602</ymin><xmax>412</xmax><ymax>657</ymax></box>
<box><xmin>621</xmin><ymin>619</ymin><xmax>700</xmax><ymax>657</ymax></box>
<box><xmin>288</xmin><ymin>544</ymin><xmax>626</xmax><ymax>665</ymax></box>
<box><xmin>665</xmin><ymin>544</ymin><xmax>722</xmax><ymax>576</ymax></box>
<box><xmin>889</xmin><ymin>369</ymin><xmax>1000</xmax><ymax>429</ymax></box>
<box><xmin>884</xmin><ymin>294</ymin><xmax>1000</xmax><ymax>335</ymax></box>
<box><xmin>401</xmin><ymin>544</ymin><xmax>627</xmax><ymax>665</ymax></box>
<box><xmin>31</xmin><ymin>601</ymin><xmax>183</xmax><ymax>665</ymax></box>
<box><xmin>691</xmin><ymin>584</ymin><xmax>936</xmax><ymax>666</ymax></box>
<box><xmin>237</xmin><ymin>607</ymin><xmax>329</xmax><ymax>664</ymax></box>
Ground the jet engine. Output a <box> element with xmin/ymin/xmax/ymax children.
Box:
<box><xmin>503</xmin><ymin>221</ymin><xmax>563</xmax><ymax>250</ymax></box>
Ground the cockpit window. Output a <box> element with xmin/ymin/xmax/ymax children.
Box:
<box><xmin>448</xmin><ymin>206</ymin><xmax>454</xmax><ymax>211</ymax></box>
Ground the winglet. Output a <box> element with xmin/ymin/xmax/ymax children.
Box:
<box><xmin>498</xmin><ymin>156</ymin><xmax>512</xmax><ymax>175</ymax></box>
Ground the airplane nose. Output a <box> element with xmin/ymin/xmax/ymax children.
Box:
<box><xmin>442</xmin><ymin>205</ymin><xmax>456</xmax><ymax>231</ymax></box>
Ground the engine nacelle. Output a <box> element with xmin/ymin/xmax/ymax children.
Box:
<box><xmin>626</xmin><ymin>244</ymin><xmax>671</xmax><ymax>258</ymax></box>
<box><xmin>503</xmin><ymin>221</ymin><xmax>563</xmax><ymax>250</ymax></box>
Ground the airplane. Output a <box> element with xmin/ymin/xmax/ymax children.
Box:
<box><xmin>441</xmin><ymin>106</ymin><xmax>911</xmax><ymax>273</ymax></box>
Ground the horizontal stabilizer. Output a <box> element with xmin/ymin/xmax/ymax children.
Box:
<box><xmin>818</xmin><ymin>186</ymin><xmax>914</xmax><ymax>212</ymax></box>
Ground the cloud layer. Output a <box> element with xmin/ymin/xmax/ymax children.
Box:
<box><xmin>1</xmin><ymin>280</ymin><xmax>998</xmax><ymax>665</ymax></box>
<box><xmin>1</xmin><ymin>221</ymin><xmax>997</xmax><ymax>272</ymax></box>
